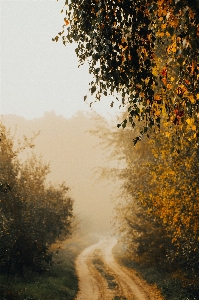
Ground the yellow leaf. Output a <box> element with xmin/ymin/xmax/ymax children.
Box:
<box><xmin>64</xmin><ymin>18</ymin><xmax>70</xmax><ymax>26</ymax></box>
<box><xmin>186</xmin><ymin>118</ymin><xmax>192</xmax><ymax>125</ymax></box>
<box><xmin>159</xmin><ymin>32</ymin><xmax>164</xmax><ymax>37</ymax></box>
<box><xmin>189</xmin><ymin>95</ymin><xmax>196</xmax><ymax>104</ymax></box>
<box><xmin>154</xmin><ymin>94</ymin><xmax>162</xmax><ymax>101</ymax></box>
<box><xmin>176</xmin><ymin>84</ymin><xmax>187</xmax><ymax>96</ymax></box>
<box><xmin>155</xmin><ymin>110</ymin><xmax>161</xmax><ymax>116</ymax></box>
<box><xmin>152</xmin><ymin>67</ymin><xmax>158</xmax><ymax>76</ymax></box>
<box><xmin>170</xmin><ymin>19</ymin><xmax>178</xmax><ymax>27</ymax></box>
<box><xmin>192</xmin><ymin>125</ymin><xmax>196</xmax><ymax>131</ymax></box>
<box><xmin>167</xmin><ymin>42</ymin><xmax>177</xmax><ymax>53</ymax></box>
<box><xmin>167</xmin><ymin>83</ymin><xmax>172</xmax><ymax>90</ymax></box>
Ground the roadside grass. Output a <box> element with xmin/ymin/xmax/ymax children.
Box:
<box><xmin>92</xmin><ymin>256</ymin><xmax>128</xmax><ymax>300</ymax></box>
<box><xmin>114</xmin><ymin>241</ymin><xmax>199</xmax><ymax>300</ymax></box>
<box><xmin>120</xmin><ymin>259</ymin><xmax>190</xmax><ymax>300</ymax></box>
<box><xmin>92</xmin><ymin>256</ymin><xmax>118</xmax><ymax>290</ymax></box>
<box><xmin>0</xmin><ymin>246</ymin><xmax>78</xmax><ymax>300</ymax></box>
<box><xmin>0</xmin><ymin>234</ymin><xmax>98</xmax><ymax>300</ymax></box>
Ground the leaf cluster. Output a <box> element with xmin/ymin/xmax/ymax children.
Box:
<box><xmin>55</xmin><ymin>0</ymin><xmax>199</xmax><ymax>145</ymax></box>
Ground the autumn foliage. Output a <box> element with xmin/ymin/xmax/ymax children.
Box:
<box><xmin>54</xmin><ymin>0</ymin><xmax>199</xmax><ymax>145</ymax></box>
<box><xmin>53</xmin><ymin>0</ymin><xmax>199</xmax><ymax>295</ymax></box>
<box><xmin>94</xmin><ymin>114</ymin><xmax>199</xmax><ymax>296</ymax></box>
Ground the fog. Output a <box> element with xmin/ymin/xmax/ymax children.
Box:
<box><xmin>2</xmin><ymin>111</ymin><xmax>120</xmax><ymax>236</ymax></box>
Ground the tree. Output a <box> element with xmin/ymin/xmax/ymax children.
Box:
<box><xmin>137</xmin><ymin>130</ymin><xmax>199</xmax><ymax>277</ymax></box>
<box><xmin>54</xmin><ymin>0</ymin><xmax>199</xmax><ymax>144</ymax></box>
<box><xmin>0</xmin><ymin>123</ymin><xmax>74</xmax><ymax>275</ymax></box>
<box><xmin>93</xmin><ymin>115</ymin><xmax>199</xmax><ymax>288</ymax></box>
<box><xmin>99</xmin><ymin>126</ymin><xmax>174</xmax><ymax>267</ymax></box>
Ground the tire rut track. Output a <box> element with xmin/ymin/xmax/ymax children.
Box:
<box><xmin>75</xmin><ymin>236</ymin><xmax>163</xmax><ymax>300</ymax></box>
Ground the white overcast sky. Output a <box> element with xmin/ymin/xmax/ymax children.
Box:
<box><xmin>1</xmin><ymin>0</ymin><xmax>123</xmax><ymax>120</ymax></box>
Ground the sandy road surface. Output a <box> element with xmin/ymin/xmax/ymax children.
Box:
<box><xmin>75</xmin><ymin>236</ymin><xmax>163</xmax><ymax>300</ymax></box>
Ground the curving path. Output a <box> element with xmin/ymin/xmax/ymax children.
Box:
<box><xmin>75</xmin><ymin>236</ymin><xmax>163</xmax><ymax>300</ymax></box>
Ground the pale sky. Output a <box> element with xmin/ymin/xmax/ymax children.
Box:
<box><xmin>1</xmin><ymin>0</ymin><xmax>123</xmax><ymax>120</ymax></box>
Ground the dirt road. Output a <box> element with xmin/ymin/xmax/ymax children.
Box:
<box><xmin>75</xmin><ymin>236</ymin><xmax>163</xmax><ymax>300</ymax></box>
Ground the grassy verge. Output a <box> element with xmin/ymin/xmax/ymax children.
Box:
<box><xmin>114</xmin><ymin>242</ymin><xmax>199</xmax><ymax>300</ymax></box>
<box><xmin>93</xmin><ymin>256</ymin><xmax>118</xmax><ymax>290</ymax></box>
<box><xmin>92</xmin><ymin>256</ymin><xmax>126</xmax><ymax>300</ymax></box>
<box><xmin>0</xmin><ymin>234</ymin><xmax>98</xmax><ymax>300</ymax></box>
<box><xmin>0</xmin><ymin>247</ymin><xmax>77</xmax><ymax>300</ymax></box>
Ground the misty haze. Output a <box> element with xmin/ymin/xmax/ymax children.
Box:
<box><xmin>0</xmin><ymin>112</ymin><xmax>163</xmax><ymax>300</ymax></box>
<box><xmin>1</xmin><ymin>0</ymin><xmax>199</xmax><ymax>299</ymax></box>
<box><xmin>2</xmin><ymin>112</ymin><xmax>117</xmax><ymax>235</ymax></box>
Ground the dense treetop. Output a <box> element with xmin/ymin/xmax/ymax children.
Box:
<box><xmin>54</xmin><ymin>0</ymin><xmax>199</xmax><ymax>145</ymax></box>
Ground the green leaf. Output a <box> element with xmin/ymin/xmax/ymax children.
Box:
<box><xmin>91</xmin><ymin>86</ymin><xmax>96</xmax><ymax>94</ymax></box>
<box><xmin>177</xmin><ymin>57</ymin><xmax>184</xmax><ymax>66</ymax></box>
<box><xmin>122</xmin><ymin>119</ymin><xmax>127</xmax><ymax>129</ymax></box>
<box><xmin>167</xmin><ymin>27</ymin><xmax>175</xmax><ymax>36</ymax></box>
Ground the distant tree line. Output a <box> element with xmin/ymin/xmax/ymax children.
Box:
<box><xmin>0</xmin><ymin>123</ymin><xmax>74</xmax><ymax>276</ymax></box>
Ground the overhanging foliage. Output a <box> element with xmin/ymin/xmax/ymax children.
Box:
<box><xmin>54</xmin><ymin>0</ymin><xmax>199</xmax><ymax>145</ymax></box>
